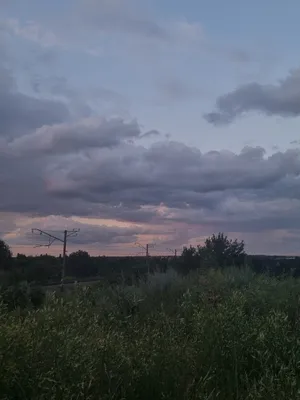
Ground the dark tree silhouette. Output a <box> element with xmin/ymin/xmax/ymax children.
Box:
<box><xmin>204</xmin><ymin>233</ymin><xmax>246</xmax><ymax>268</ymax></box>
<box><xmin>180</xmin><ymin>246</ymin><xmax>200</xmax><ymax>274</ymax></box>
<box><xmin>67</xmin><ymin>250</ymin><xmax>97</xmax><ymax>278</ymax></box>
<box><xmin>180</xmin><ymin>233</ymin><xmax>246</xmax><ymax>272</ymax></box>
<box><xmin>0</xmin><ymin>239</ymin><xmax>12</xmax><ymax>270</ymax></box>
<box><xmin>204</xmin><ymin>232</ymin><xmax>246</xmax><ymax>268</ymax></box>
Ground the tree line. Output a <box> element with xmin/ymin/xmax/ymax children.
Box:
<box><xmin>1</xmin><ymin>233</ymin><xmax>300</xmax><ymax>287</ymax></box>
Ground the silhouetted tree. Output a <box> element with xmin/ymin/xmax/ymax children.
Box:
<box><xmin>68</xmin><ymin>250</ymin><xmax>97</xmax><ymax>278</ymax></box>
<box><xmin>179</xmin><ymin>246</ymin><xmax>200</xmax><ymax>274</ymax></box>
<box><xmin>203</xmin><ymin>233</ymin><xmax>246</xmax><ymax>268</ymax></box>
<box><xmin>0</xmin><ymin>239</ymin><xmax>12</xmax><ymax>270</ymax></box>
<box><xmin>179</xmin><ymin>233</ymin><xmax>246</xmax><ymax>273</ymax></box>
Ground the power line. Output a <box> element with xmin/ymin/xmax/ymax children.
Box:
<box><xmin>167</xmin><ymin>248</ymin><xmax>176</xmax><ymax>257</ymax></box>
<box><xmin>31</xmin><ymin>228</ymin><xmax>80</xmax><ymax>289</ymax></box>
<box><xmin>134</xmin><ymin>242</ymin><xmax>156</xmax><ymax>257</ymax></box>
<box><xmin>134</xmin><ymin>242</ymin><xmax>156</xmax><ymax>273</ymax></box>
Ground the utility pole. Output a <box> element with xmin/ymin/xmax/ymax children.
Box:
<box><xmin>32</xmin><ymin>228</ymin><xmax>80</xmax><ymax>289</ymax></box>
<box><xmin>62</xmin><ymin>230</ymin><xmax>67</xmax><ymax>286</ymax></box>
<box><xmin>135</xmin><ymin>242</ymin><xmax>155</xmax><ymax>274</ymax></box>
<box><xmin>167</xmin><ymin>248</ymin><xmax>178</xmax><ymax>258</ymax></box>
<box><xmin>135</xmin><ymin>242</ymin><xmax>154</xmax><ymax>257</ymax></box>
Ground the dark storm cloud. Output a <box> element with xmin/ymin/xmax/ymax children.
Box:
<box><xmin>204</xmin><ymin>68</ymin><xmax>300</xmax><ymax>124</ymax></box>
<box><xmin>47</xmin><ymin>143</ymin><xmax>300</xmax><ymax>205</ymax></box>
<box><xmin>6</xmin><ymin>3</ymin><xmax>300</xmax><ymax>254</ymax></box>
<box><xmin>4</xmin><ymin>111</ymin><xmax>300</xmax><ymax>240</ymax></box>
<box><xmin>0</xmin><ymin>148</ymin><xmax>158</xmax><ymax>224</ymax></box>
<box><xmin>0</xmin><ymin>92</ymin><xmax>69</xmax><ymax>137</ymax></box>
<box><xmin>3</xmin><ymin>41</ymin><xmax>300</xmax><ymax>249</ymax></box>
<box><xmin>170</xmin><ymin>196</ymin><xmax>300</xmax><ymax>234</ymax></box>
<box><xmin>0</xmin><ymin>60</ymin><xmax>157</xmax><ymax>228</ymax></box>
<box><xmin>8</xmin><ymin>117</ymin><xmax>149</xmax><ymax>155</ymax></box>
<box><xmin>31</xmin><ymin>140</ymin><xmax>300</xmax><ymax>237</ymax></box>
<box><xmin>0</xmin><ymin>66</ymin><xmax>69</xmax><ymax>138</ymax></box>
<box><xmin>1</xmin><ymin>141</ymin><xmax>161</xmax><ymax>231</ymax></box>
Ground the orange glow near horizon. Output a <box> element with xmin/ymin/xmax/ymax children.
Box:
<box><xmin>10</xmin><ymin>243</ymin><xmax>153</xmax><ymax>257</ymax></box>
<box><xmin>3</xmin><ymin>210</ymin><xmax>199</xmax><ymax>257</ymax></box>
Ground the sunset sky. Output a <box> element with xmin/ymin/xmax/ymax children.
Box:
<box><xmin>2</xmin><ymin>0</ymin><xmax>300</xmax><ymax>256</ymax></box>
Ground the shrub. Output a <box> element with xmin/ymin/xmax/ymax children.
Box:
<box><xmin>0</xmin><ymin>282</ymin><xmax>45</xmax><ymax>310</ymax></box>
<box><xmin>1</xmin><ymin>268</ymin><xmax>300</xmax><ymax>399</ymax></box>
<box><xmin>0</xmin><ymin>238</ymin><xmax>12</xmax><ymax>270</ymax></box>
<box><xmin>29</xmin><ymin>286</ymin><xmax>46</xmax><ymax>308</ymax></box>
<box><xmin>179</xmin><ymin>232</ymin><xmax>246</xmax><ymax>274</ymax></box>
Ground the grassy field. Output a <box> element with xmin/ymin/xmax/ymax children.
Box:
<box><xmin>1</xmin><ymin>267</ymin><xmax>300</xmax><ymax>399</ymax></box>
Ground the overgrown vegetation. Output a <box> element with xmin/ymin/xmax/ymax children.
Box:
<box><xmin>1</xmin><ymin>233</ymin><xmax>300</xmax><ymax>287</ymax></box>
<box><xmin>179</xmin><ymin>232</ymin><xmax>246</xmax><ymax>273</ymax></box>
<box><xmin>1</xmin><ymin>268</ymin><xmax>300</xmax><ymax>399</ymax></box>
<box><xmin>2</xmin><ymin>234</ymin><xmax>300</xmax><ymax>398</ymax></box>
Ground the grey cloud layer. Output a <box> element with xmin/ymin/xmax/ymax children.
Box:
<box><xmin>8</xmin><ymin>217</ymin><xmax>146</xmax><ymax>248</ymax></box>
<box><xmin>3</xmin><ymin>115</ymin><xmax>300</xmax><ymax>239</ymax></box>
<box><xmin>30</xmin><ymin>75</ymin><xmax>127</xmax><ymax>111</ymax></box>
<box><xmin>80</xmin><ymin>0</ymin><xmax>169</xmax><ymax>40</ymax></box>
<box><xmin>0</xmin><ymin>66</ymin><xmax>69</xmax><ymax>138</ymax></box>
<box><xmin>8</xmin><ymin>118</ymin><xmax>149</xmax><ymax>155</ymax></box>
<box><xmin>48</xmin><ymin>144</ymin><xmax>300</xmax><ymax>205</ymax></box>
<box><xmin>3</xmin><ymin>59</ymin><xmax>300</xmax><ymax>252</ymax></box>
<box><xmin>204</xmin><ymin>68</ymin><xmax>300</xmax><ymax>124</ymax></box>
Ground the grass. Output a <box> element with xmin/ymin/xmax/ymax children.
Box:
<box><xmin>1</xmin><ymin>267</ymin><xmax>300</xmax><ymax>399</ymax></box>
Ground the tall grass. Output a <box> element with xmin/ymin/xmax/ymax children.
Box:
<box><xmin>1</xmin><ymin>268</ymin><xmax>300</xmax><ymax>399</ymax></box>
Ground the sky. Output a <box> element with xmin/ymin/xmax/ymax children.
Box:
<box><xmin>1</xmin><ymin>0</ymin><xmax>300</xmax><ymax>256</ymax></box>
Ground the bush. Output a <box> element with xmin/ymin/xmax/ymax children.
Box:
<box><xmin>0</xmin><ymin>283</ymin><xmax>45</xmax><ymax>310</ymax></box>
<box><xmin>30</xmin><ymin>286</ymin><xmax>46</xmax><ymax>308</ymax></box>
<box><xmin>179</xmin><ymin>232</ymin><xmax>246</xmax><ymax>274</ymax></box>
<box><xmin>0</xmin><ymin>282</ymin><xmax>30</xmax><ymax>310</ymax></box>
<box><xmin>1</xmin><ymin>268</ymin><xmax>300</xmax><ymax>399</ymax></box>
<box><xmin>0</xmin><ymin>238</ymin><xmax>12</xmax><ymax>270</ymax></box>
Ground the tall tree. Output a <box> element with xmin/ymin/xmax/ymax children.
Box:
<box><xmin>0</xmin><ymin>239</ymin><xmax>12</xmax><ymax>269</ymax></box>
<box><xmin>204</xmin><ymin>233</ymin><xmax>246</xmax><ymax>268</ymax></box>
<box><xmin>180</xmin><ymin>233</ymin><xmax>246</xmax><ymax>273</ymax></box>
<box><xmin>68</xmin><ymin>250</ymin><xmax>97</xmax><ymax>278</ymax></box>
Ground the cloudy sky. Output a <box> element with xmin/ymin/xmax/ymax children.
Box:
<box><xmin>1</xmin><ymin>0</ymin><xmax>300</xmax><ymax>256</ymax></box>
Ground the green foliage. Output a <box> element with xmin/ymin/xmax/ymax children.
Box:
<box><xmin>180</xmin><ymin>232</ymin><xmax>246</xmax><ymax>273</ymax></box>
<box><xmin>0</xmin><ymin>282</ymin><xmax>31</xmax><ymax>310</ymax></box>
<box><xmin>0</xmin><ymin>283</ymin><xmax>45</xmax><ymax>311</ymax></box>
<box><xmin>179</xmin><ymin>245</ymin><xmax>200</xmax><ymax>273</ymax></box>
<box><xmin>29</xmin><ymin>286</ymin><xmax>46</xmax><ymax>308</ymax></box>
<box><xmin>1</xmin><ymin>268</ymin><xmax>300</xmax><ymax>399</ymax></box>
<box><xmin>12</xmin><ymin>254</ymin><xmax>62</xmax><ymax>284</ymax></box>
<box><xmin>204</xmin><ymin>233</ymin><xmax>246</xmax><ymax>268</ymax></box>
<box><xmin>7</xmin><ymin>239</ymin><xmax>300</xmax><ymax>287</ymax></box>
<box><xmin>67</xmin><ymin>250</ymin><xmax>98</xmax><ymax>278</ymax></box>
